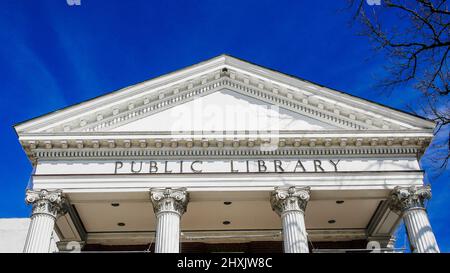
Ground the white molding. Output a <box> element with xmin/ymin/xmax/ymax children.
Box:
<box><xmin>31</xmin><ymin>146</ymin><xmax>422</xmax><ymax>160</ymax></box>
<box><xmin>31</xmin><ymin>171</ymin><xmax>424</xmax><ymax>193</ymax></box>
<box><xmin>18</xmin><ymin>129</ymin><xmax>435</xmax><ymax>138</ymax></box>
<box><xmin>18</xmin><ymin>130</ymin><xmax>432</xmax><ymax>162</ymax></box>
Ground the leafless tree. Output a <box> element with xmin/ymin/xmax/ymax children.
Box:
<box><xmin>348</xmin><ymin>0</ymin><xmax>449</xmax><ymax>170</ymax></box>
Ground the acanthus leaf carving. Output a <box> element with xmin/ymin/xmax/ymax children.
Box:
<box><xmin>25</xmin><ymin>189</ymin><xmax>68</xmax><ymax>218</ymax></box>
<box><xmin>270</xmin><ymin>186</ymin><xmax>311</xmax><ymax>215</ymax></box>
<box><xmin>389</xmin><ymin>185</ymin><xmax>432</xmax><ymax>213</ymax></box>
<box><xmin>150</xmin><ymin>187</ymin><xmax>189</xmax><ymax>216</ymax></box>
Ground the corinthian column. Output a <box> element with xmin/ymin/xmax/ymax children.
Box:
<box><xmin>150</xmin><ymin>188</ymin><xmax>189</xmax><ymax>253</ymax></box>
<box><xmin>23</xmin><ymin>189</ymin><xmax>67</xmax><ymax>253</ymax></box>
<box><xmin>271</xmin><ymin>186</ymin><xmax>310</xmax><ymax>253</ymax></box>
<box><xmin>389</xmin><ymin>185</ymin><xmax>440</xmax><ymax>253</ymax></box>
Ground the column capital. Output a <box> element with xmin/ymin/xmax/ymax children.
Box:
<box><xmin>25</xmin><ymin>189</ymin><xmax>67</xmax><ymax>218</ymax></box>
<box><xmin>270</xmin><ymin>186</ymin><xmax>311</xmax><ymax>216</ymax></box>
<box><xmin>389</xmin><ymin>185</ymin><xmax>431</xmax><ymax>213</ymax></box>
<box><xmin>150</xmin><ymin>187</ymin><xmax>189</xmax><ymax>216</ymax></box>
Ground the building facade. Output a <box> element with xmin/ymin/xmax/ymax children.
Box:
<box><xmin>14</xmin><ymin>55</ymin><xmax>440</xmax><ymax>253</ymax></box>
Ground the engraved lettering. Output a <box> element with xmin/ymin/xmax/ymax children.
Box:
<box><xmin>329</xmin><ymin>159</ymin><xmax>341</xmax><ymax>172</ymax></box>
<box><xmin>258</xmin><ymin>160</ymin><xmax>267</xmax><ymax>172</ymax></box>
<box><xmin>294</xmin><ymin>160</ymin><xmax>306</xmax><ymax>172</ymax></box>
<box><xmin>274</xmin><ymin>160</ymin><xmax>284</xmax><ymax>173</ymax></box>
<box><xmin>114</xmin><ymin>161</ymin><xmax>123</xmax><ymax>174</ymax></box>
<box><xmin>149</xmin><ymin>161</ymin><xmax>158</xmax><ymax>173</ymax></box>
<box><xmin>164</xmin><ymin>161</ymin><xmax>172</xmax><ymax>173</ymax></box>
<box><xmin>314</xmin><ymin>160</ymin><xmax>324</xmax><ymax>172</ymax></box>
<box><xmin>131</xmin><ymin>161</ymin><xmax>143</xmax><ymax>173</ymax></box>
<box><xmin>191</xmin><ymin>161</ymin><xmax>203</xmax><ymax>173</ymax></box>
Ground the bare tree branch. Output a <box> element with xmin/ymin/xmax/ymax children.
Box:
<box><xmin>347</xmin><ymin>0</ymin><xmax>450</xmax><ymax>171</ymax></box>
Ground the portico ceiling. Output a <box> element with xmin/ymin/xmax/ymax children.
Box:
<box><xmin>57</xmin><ymin>190</ymin><xmax>387</xmax><ymax>245</ymax></box>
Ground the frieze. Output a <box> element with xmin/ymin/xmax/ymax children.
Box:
<box><xmin>114</xmin><ymin>159</ymin><xmax>341</xmax><ymax>174</ymax></box>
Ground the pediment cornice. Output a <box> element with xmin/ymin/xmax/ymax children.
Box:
<box><xmin>14</xmin><ymin>55</ymin><xmax>435</xmax><ymax>135</ymax></box>
<box><xmin>19</xmin><ymin>130</ymin><xmax>433</xmax><ymax>163</ymax></box>
<box><xmin>72</xmin><ymin>74</ymin><xmax>396</xmax><ymax>132</ymax></box>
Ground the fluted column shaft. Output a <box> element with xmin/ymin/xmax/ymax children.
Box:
<box><xmin>23</xmin><ymin>189</ymin><xmax>66</xmax><ymax>253</ymax></box>
<box><xmin>24</xmin><ymin>214</ymin><xmax>55</xmax><ymax>253</ymax></box>
<box><xmin>390</xmin><ymin>185</ymin><xmax>440</xmax><ymax>253</ymax></box>
<box><xmin>154</xmin><ymin>212</ymin><xmax>181</xmax><ymax>253</ymax></box>
<box><xmin>281</xmin><ymin>210</ymin><xmax>308</xmax><ymax>253</ymax></box>
<box><xmin>271</xmin><ymin>186</ymin><xmax>310</xmax><ymax>253</ymax></box>
<box><xmin>150</xmin><ymin>188</ymin><xmax>189</xmax><ymax>253</ymax></box>
<box><xmin>403</xmin><ymin>208</ymin><xmax>439</xmax><ymax>253</ymax></box>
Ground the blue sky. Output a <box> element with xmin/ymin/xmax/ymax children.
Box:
<box><xmin>0</xmin><ymin>0</ymin><xmax>448</xmax><ymax>252</ymax></box>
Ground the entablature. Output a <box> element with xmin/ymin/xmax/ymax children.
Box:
<box><xmin>19</xmin><ymin>130</ymin><xmax>432</xmax><ymax>163</ymax></box>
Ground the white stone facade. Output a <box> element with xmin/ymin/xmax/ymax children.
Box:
<box><xmin>13</xmin><ymin>55</ymin><xmax>439</xmax><ymax>253</ymax></box>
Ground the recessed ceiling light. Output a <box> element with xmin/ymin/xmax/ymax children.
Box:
<box><xmin>111</xmin><ymin>203</ymin><xmax>120</xmax><ymax>207</ymax></box>
<box><xmin>117</xmin><ymin>222</ymin><xmax>126</xmax><ymax>226</ymax></box>
<box><xmin>223</xmin><ymin>220</ymin><xmax>231</xmax><ymax>225</ymax></box>
<box><xmin>224</xmin><ymin>201</ymin><xmax>232</xmax><ymax>205</ymax></box>
<box><xmin>328</xmin><ymin>220</ymin><xmax>336</xmax><ymax>224</ymax></box>
<box><xmin>336</xmin><ymin>200</ymin><xmax>344</xmax><ymax>204</ymax></box>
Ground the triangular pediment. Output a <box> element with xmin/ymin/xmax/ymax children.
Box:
<box><xmin>14</xmin><ymin>54</ymin><xmax>435</xmax><ymax>135</ymax></box>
